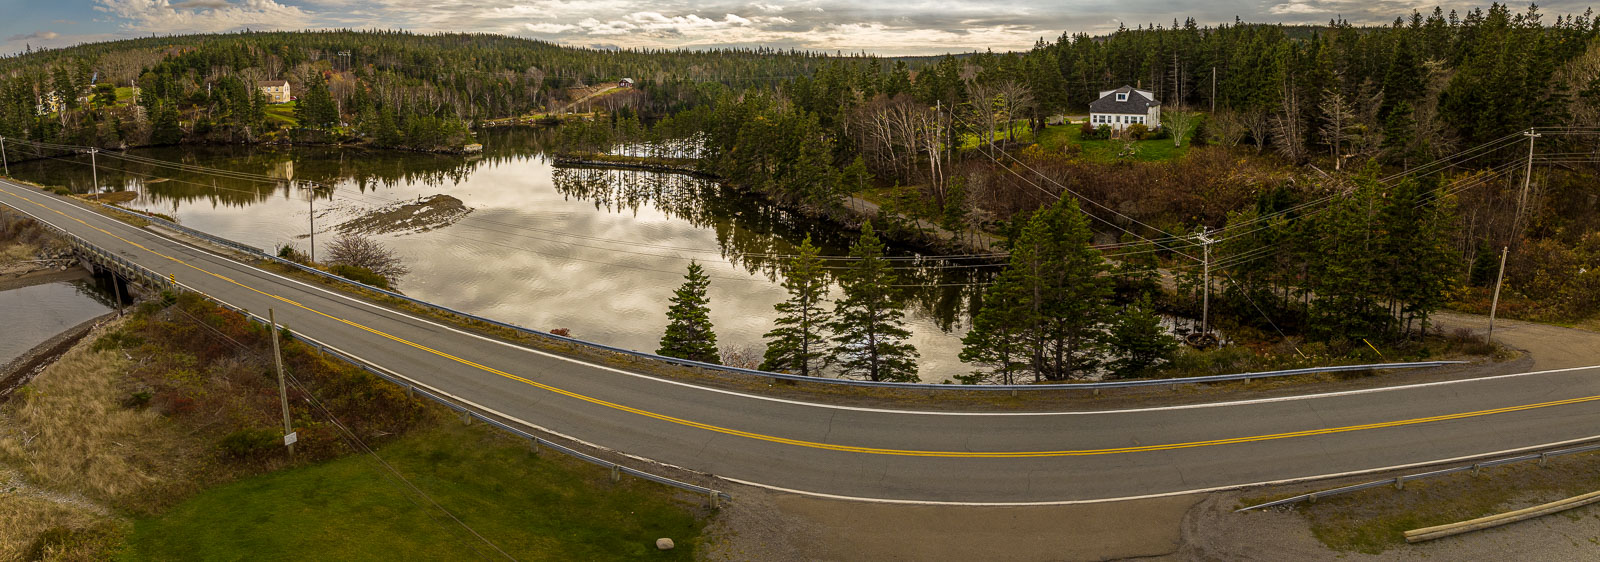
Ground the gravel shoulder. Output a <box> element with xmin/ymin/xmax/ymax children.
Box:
<box><xmin>1432</xmin><ymin>310</ymin><xmax>1600</xmax><ymax>371</ymax></box>
<box><xmin>703</xmin><ymin>486</ymin><xmax>1199</xmax><ymax>561</ymax></box>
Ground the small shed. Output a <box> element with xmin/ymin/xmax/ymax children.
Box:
<box><xmin>618</xmin><ymin>78</ymin><xmax>635</xmax><ymax>88</ymax></box>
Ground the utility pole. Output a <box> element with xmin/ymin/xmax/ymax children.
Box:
<box><xmin>1516</xmin><ymin>129</ymin><xmax>1541</xmax><ymax>233</ymax></box>
<box><xmin>1</xmin><ymin>136</ymin><xmax>8</xmax><ymax>176</ymax></box>
<box><xmin>1198</xmin><ymin>228</ymin><xmax>1215</xmax><ymax>334</ymax></box>
<box><xmin>1487</xmin><ymin>246</ymin><xmax>1509</xmax><ymax>345</ymax></box>
<box><xmin>268</xmin><ymin>308</ymin><xmax>296</xmax><ymax>457</ymax></box>
<box><xmin>1211</xmin><ymin>67</ymin><xmax>1216</xmax><ymax>113</ymax></box>
<box><xmin>86</xmin><ymin>148</ymin><xmax>99</xmax><ymax>194</ymax></box>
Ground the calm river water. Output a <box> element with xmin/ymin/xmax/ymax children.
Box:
<box><xmin>12</xmin><ymin>129</ymin><xmax>995</xmax><ymax>381</ymax></box>
<box><xmin>0</xmin><ymin>280</ymin><xmax>115</xmax><ymax>366</ymax></box>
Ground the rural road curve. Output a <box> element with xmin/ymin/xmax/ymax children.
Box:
<box><xmin>4</xmin><ymin>179</ymin><xmax>1600</xmax><ymax>504</ymax></box>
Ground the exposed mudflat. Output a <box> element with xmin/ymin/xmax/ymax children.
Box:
<box><xmin>336</xmin><ymin>194</ymin><xmax>472</xmax><ymax>236</ymax></box>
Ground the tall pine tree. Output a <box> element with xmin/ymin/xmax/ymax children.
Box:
<box><xmin>828</xmin><ymin>223</ymin><xmax>919</xmax><ymax>382</ymax></box>
<box><xmin>658</xmin><ymin>261</ymin><xmax>721</xmax><ymax>364</ymax></box>
<box><xmin>960</xmin><ymin>198</ymin><xmax>1112</xmax><ymax>382</ymax></box>
<box><xmin>761</xmin><ymin>235</ymin><xmax>832</xmax><ymax>376</ymax></box>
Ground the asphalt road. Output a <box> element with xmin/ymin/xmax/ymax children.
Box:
<box><xmin>5</xmin><ymin>179</ymin><xmax>1600</xmax><ymax>504</ymax></box>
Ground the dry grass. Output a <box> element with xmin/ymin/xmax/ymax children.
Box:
<box><xmin>0</xmin><ymin>317</ymin><xmax>226</xmax><ymax>559</ymax></box>
<box><xmin>0</xmin><ymin>241</ymin><xmax>36</xmax><ymax>264</ymax></box>
<box><xmin>0</xmin><ymin>319</ymin><xmax>196</xmax><ymax>559</ymax></box>
<box><xmin>0</xmin><ymin>334</ymin><xmax>200</xmax><ymax>508</ymax></box>
<box><xmin>1244</xmin><ymin>453</ymin><xmax>1600</xmax><ymax>554</ymax></box>
<box><xmin>0</xmin><ymin>468</ymin><xmax>122</xmax><ymax>561</ymax></box>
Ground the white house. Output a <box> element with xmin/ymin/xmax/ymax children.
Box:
<box><xmin>1088</xmin><ymin>86</ymin><xmax>1161</xmax><ymax>133</ymax></box>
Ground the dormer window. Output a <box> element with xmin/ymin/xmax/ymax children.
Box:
<box><xmin>1116</xmin><ymin>93</ymin><xmax>1128</xmax><ymax>102</ymax></box>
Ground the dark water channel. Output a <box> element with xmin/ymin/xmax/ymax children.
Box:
<box><xmin>0</xmin><ymin>278</ymin><xmax>118</xmax><ymax>366</ymax></box>
<box><xmin>11</xmin><ymin>129</ymin><xmax>998</xmax><ymax>381</ymax></box>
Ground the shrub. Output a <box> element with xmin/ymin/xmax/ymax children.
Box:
<box><xmin>329</xmin><ymin>264</ymin><xmax>392</xmax><ymax>290</ymax></box>
<box><xmin>1126</xmin><ymin>123</ymin><xmax>1150</xmax><ymax>140</ymax></box>
<box><xmin>92</xmin><ymin>331</ymin><xmax>144</xmax><ymax>352</ymax></box>
<box><xmin>325</xmin><ymin>232</ymin><xmax>409</xmax><ymax>286</ymax></box>
<box><xmin>276</xmin><ymin>243</ymin><xmax>310</xmax><ymax>264</ymax></box>
<box><xmin>1094</xmin><ymin>124</ymin><xmax>1112</xmax><ymax>140</ymax></box>
<box><xmin>1079</xmin><ymin>120</ymin><xmax>1096</xmax><ymax>138</ymax></box>
<box><xmin>219</xmin><ymin>428</ymin><xmax>282</xmax><ymax>458</ymax></box>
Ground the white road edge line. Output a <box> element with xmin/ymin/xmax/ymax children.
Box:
<box><xmin>186</xmin><ymin>280</ymin><xmax>1600</xmax><ymax>507</ymax></box>
<box><xmin>9</xmin><ymin>183</ymin><xmax>1600</xmax><ymax>419</ymax></box>
<box><xmin>19</xmin><ymin>186</ymin><xmax>1600</xmax><ymax>505</ymax></box>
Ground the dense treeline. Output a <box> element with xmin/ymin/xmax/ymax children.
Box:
<box><xmin>0</xmin><ymin>30</ymin><xmax>910</xmax><ymax>152</ymax></box>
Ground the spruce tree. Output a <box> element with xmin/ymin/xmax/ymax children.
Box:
<box><xmin>1105</xmin><ymin>295</ymin><xmax>1179</xmax><ymax>378</ymax></box>
<box><xmin>657</xmin><ymin>261</ymin><xmax>721</xmax><ymax>364</ymax></box>
<box><xmin>958</xmin><ymin>268</ymin><xmax>1031</xmax><ymax>384</ymax></box>
<box><xmin>761</xmin><ymin>235</ymin><xmax>831</xmax><ymax>376</ymax></box>
<box><xmin>961</xmin><ymin>198</ymin><xmax>1112</xmax><ymax>382</ymax></box>
<box><xmin>828</xmin><ymin>223</ymin><xmax>919</xmax><ymax>382</ymax></box>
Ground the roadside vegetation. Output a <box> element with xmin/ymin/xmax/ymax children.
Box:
<box><xmin>0</xmin><ymin>292</ymin><xmax>709</xmax><ymax>559</ymax></box>
<box><xmin>1243</xmin><ymin>453</ymin><xmax>1600</xmax><ymax>554</ymax></box>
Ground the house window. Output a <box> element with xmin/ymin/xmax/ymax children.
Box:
<box><xmin>1116</xmin><ymin>93</ymin><xmax>1128</xmax><ymax>102</ymax></box>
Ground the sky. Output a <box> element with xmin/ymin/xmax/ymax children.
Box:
<box><xmin>2</xmin><ymin>1</ymin><xmax>1595</xmax><ymax>57</ymax></box>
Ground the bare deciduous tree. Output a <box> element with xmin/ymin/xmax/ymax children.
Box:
<box><xmin>326</xmin><ymin>232</ymin><xmax>410</xmax><ymax>283</ymax></box>
<box><xmin>1208</xmin><ymin>110</ymin><xmax>1248</xmax><ymax>147</ymax></box>
<box><xmin>1241</xmin><ymin>108</ymin><xmax>1272</xmax><ymax>154</ymax></box>
<box><xmin>1162</xmin><ymin>109</ymin><xmax>1198</xmax><ymax>148</ymax></box>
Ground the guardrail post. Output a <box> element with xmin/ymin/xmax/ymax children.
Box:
<box><xmin>1394</xmin><ymin>476</ymin><xmax>1405</xmax><ymax>490</ymax></box>
<box><xmin>1540</xmin><ymin>452</ymin><xmax>1549</xmax><ymax>468</ymax></box>
<box><xmin>1307</xmin><ymin>492</ymin><xmax>1317</xmax><ymax>504</ymax></box>
<box><xmin>610</xmin><ymin>464</ymin><xmax>621</xmax><ymax>483</ymax></box>
<box><xmin>709</xmin><ymin>490</ymin><xmax>720</xmax><ymax>509</ymax></box>
<box><xmin>1472</xmin><ymin>463</ymin><xmax>1481</xmax><ymax>476</ymax></box>
<box><xmin>529</xmin><ymin>438</ymin><xmax>539</xmax><ymax>456</ymax></box>
<box><xmin>405</xmin><ymin>385</ymin><xmax>413</xmax><ymax>398</ymax></box>
<box><xmin>461</xmin><ymin>411</ymin><xmax>472</xmax><ymax>425</ymax></box>
<box><xmin>1093</xmin><ymin>388</ymin><xmax>1100</xmax><ymax>396</ymax></box>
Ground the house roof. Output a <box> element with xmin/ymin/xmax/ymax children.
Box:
<box><xmin>259</xmin><ymin>80</ymin><xmax>288</xmax><ymax>87</ymax></box>
<box><xmin>1089</xmin><ymin>86</ymin><xmax>1158</xmax><ymax>115</ymax></box>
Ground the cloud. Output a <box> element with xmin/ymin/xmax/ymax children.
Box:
<box><xmin>7</xmin><ymin>31</ymin><xmax>61</xmax><ymax>42</ymax></box>
<box><xmin>59</xmin><ymin>0</ymin><xmax>1600</xmax><ymax>56</ymax></box>
<box><xmin>1268</xmin><ymin>3</ymin><xmax>1328</xmax><ymax>15</ymax></box>
<box><xmin>170</xmin><ymin>0</ymin><xmax>235</xmax><ymax>8</ymax></box>
<box><xmin>94</xmin><ymin>0</ymin><xmax>313</xmax><ymax>33</ymax></box>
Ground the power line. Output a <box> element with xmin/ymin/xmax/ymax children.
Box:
<box><xmin>166</xmin><ymin>304</ymin><xmax>510</xmax><ymax>560</ymax></box>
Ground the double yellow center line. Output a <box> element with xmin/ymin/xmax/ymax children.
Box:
<box><xmin>5</xmin><ymin>183</ymin><xmax>1594</xmax><ymax>458</ymax></box>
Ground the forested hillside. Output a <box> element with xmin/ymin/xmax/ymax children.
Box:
<box><xmin>0</xmin><ymin>30</ymin><xmax>887</xmax><ymax>151</ymax></box>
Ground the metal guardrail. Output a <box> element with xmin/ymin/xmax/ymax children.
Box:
<box><xmin>92</xmin><ymin>201</ymin><xmax>1464</xmax><ymax>392</ymax></box>
<box><xmin>4</xmin><ymin>199</ymin><xmax>731</xmax><ymax>503</ymax></box>
<box><xmin>209</xmin><ymin>296</ymin><xmax>731</xmax><ymax>506</ymax></box>
<box><xmin>1237</xmin><ymin>441</ymin><xmax>1600</xmax><ymax>511</ymax></box>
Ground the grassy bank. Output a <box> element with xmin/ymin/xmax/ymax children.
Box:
<box><xmin>1243</xmin><ymin>453</ymin><xmax>1600</xmax><ymax>554</ymax></box>
<box><xmin>1033</xmin><ymin>122</ymin><xmax>1190</xmax><ymax>163</ymax></box>
<box><xmin>121</xmin><ymin>422</ymin><xmax>704</xmax><ymax>560</ymax></box>
<box><xmin>0</xmin><ymin>292</ymin><xmax>709</xmax><ymax>559</ymax></box>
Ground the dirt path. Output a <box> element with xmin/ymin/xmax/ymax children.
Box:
<box><xmin>1432</xmin><ymin>311</ymin><xmax>1600</xmax><ymax>371</ymax></box>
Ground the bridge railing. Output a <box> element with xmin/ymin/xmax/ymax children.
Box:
<box><xmin>94</xmin><ymin>201</ymin><xmax>1464</xmax><ymax>392</ymax></box>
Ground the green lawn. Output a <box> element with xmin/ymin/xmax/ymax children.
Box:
<box><xmin>1034</xmin><ymin>121</ymin><xmax>1192</xmax><ymax>163</ymax></box>
<box><xmin>264</xmin><ymin>101</ymin><xmax>299</xmax><ymax>126</ymax></box>
<box><xmin>958</xmin><ymin>120</ymin><xmax>1033</xmax><ymax>150</ymax></box>
<box><xmin>118</xmin><ymin>421</ymin><xmax>706</xmax><ymax>561</ymax></box>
